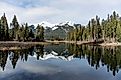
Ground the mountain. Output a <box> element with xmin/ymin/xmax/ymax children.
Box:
<box><xmin>44</xmin><ymin>22</ymin><xmax>74</xmax><ymax>40</ymax></box>
<box><xmin>31</xmin><ymin>21</ymin><xmax>74</xmax><ymax>40</ymax></box>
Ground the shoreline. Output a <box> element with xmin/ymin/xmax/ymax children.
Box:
<box><xmin>0</xmin><ymin>41</ymin><xmax>120</xmax><ymax>51</ymax></box>
<box><xmin>0</xmin><ymin>41</ymin><xmax>50</xmax><ymax>44</ymax></box>
<box><xmin>45</xmin><ymin>40</ymin><xmax>121</xmax><ymax>46</ymax></box>
<box><xmin>98</xmin><ymin>42</ymin><xmax>121</xmax><ymax>46</ymax></box>
<box><xmin>0</xmin><ymin>41</ymin><xmax>50</xmax><ymax>50</ymax></box>
<box><xmin>0</xmin><ymin>41</ymin><xmax>120</xmax><ymax>47</ymax></box>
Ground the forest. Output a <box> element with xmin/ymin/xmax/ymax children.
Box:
<box><xmin>0</xmin><ymin>13</ymin><xmax>44</xmax><ymax>41</ymax></box>
<box><xmin>67</xmin><ymin>11</ymin><xmax>121</xmax><ymax>43</ymax></box>
<box><xmin>0</xmin><ymin>11</ymin><xmax>121</xmax><ymax>43</ymax></box>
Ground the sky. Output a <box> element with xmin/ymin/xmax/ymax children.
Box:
<box><xmin>0</xmin><ymin>0</ymin><xmax>121</xmax><ymax>25</ymax></box>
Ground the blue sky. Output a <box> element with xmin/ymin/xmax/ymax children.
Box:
<box><xmin>0</xmin><ymin>0</ymin><xmax>121</xmax><ymax>25</ymax></box>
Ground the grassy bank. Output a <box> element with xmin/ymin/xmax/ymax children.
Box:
<box><xmin>98</xmin><ymin>42</ymin><xmax>121</xmax><ymax>46</ymax></box>
<box><xmin>0</xmin><ymin>41</ymin><xmax>50</xmax><ymax>50</ymax></box>
<box><xmin>0</xmin><ymin>41</ymin><xmax>121</xmax><ymax>50</ymax></box>
<box><xmin>46</xmin><ymin>40</ymin><xmax>121</xmax><ymax>46</ymax></box>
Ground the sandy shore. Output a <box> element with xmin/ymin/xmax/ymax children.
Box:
<box><xmin>0</xmin><ymin>41</ymin><xmax>50</xmax><ymax>50</ymax></box>
<box><xmin>46</xmin><ymin>40</ymin><xmax>121</xmax><ymax>46</ymax></box>
<box><xmin>98</xmin><ymin>42</ymin><xmax>121</xmax><ymax>46</ymax></box>
<box><xmin>0</xmin><ymin>41</ymin><xmax>121</xmax><ymax>48</ymax></box>
<box><xmin>0</xmin><ymin>41</ymin><xmax>50</xmax><ymax>45</ymax></box>
<box><xmin>46</xmin><ymin>40</ymin><xmax>92</xmax><ymax>44</ymax></box>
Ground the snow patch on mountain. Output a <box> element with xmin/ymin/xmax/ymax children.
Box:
<box><xmin>40</xmin><ymin>21</ymin><xmax>58</xmax><ymax>28</ymax></box>
<box><xmin>57</xmin><ymin>21</ymin><xmax>74</xmax><ymax>26</ymax></box>
<box><xmin>33</xmin><ymin>21</ymin><xmax>74</xmax><ymax>30</ymax></box>
<box><xmin>51</xmin><ymin>26</ymin><xmax>58</xmax><ymax>30</ymax></box>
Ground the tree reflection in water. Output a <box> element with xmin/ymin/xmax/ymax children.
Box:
<box><xmin>67</xmin><ymin>44</ymin><xmax>121</xmax><ymax>76</ymax></box>
<box><xmin>0</xmin><ymin>44</ymin><xmax>121</xmax><ymax>76</ymax></box>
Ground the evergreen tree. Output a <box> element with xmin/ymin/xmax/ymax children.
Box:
<box><xmin>29</xmin><ymin>29</ymin><xmax>35</xmax><ymax>39</ymax></box>
<box><xmin>36</xmin><ymin>24</ymin><xmax>44</xmax><ymax>41</ymax></box>
<box><xmin>0</xmin><ymin>13</ymin><xmax>9</xmax><ymax>41</ymax></box>
<box><xmin>96</xmin><ymin>16</ymin><xmax>102</xmax><ymax>39</ymax></box>
<box><xmin>24</xmin><ymin>23</ymin><xmax>29</xmax><ymax>41</ymax></box>
<box><xmin>11</xmin><ymin>15</ymin><xmax>19</xmax><ymax>40</ymax></box>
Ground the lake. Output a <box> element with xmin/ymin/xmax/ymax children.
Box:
<box><xmin>0</xmin><ymin>43</ymin><xmax>121</xmax><ymax>80</ymax></box>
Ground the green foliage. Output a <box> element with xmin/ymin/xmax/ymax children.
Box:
<box><xmin>0</xmin><ymin>13</ymin><xmax>44</xmax><ymax>42</ymax></box>
<box><xmin>67</xmin><ymin>11</ymin><xmax>121</xmax><ymax>42</ymax></box>
<box><xmin>36</xmin><ymin>24</ymin><xmax>44</xmax><ymax>41</ymax></box>
<box><xmin>0</xmin><ymin>13</ymin><xmax>9</xmax><ymax>41</ymax></box>
<box><xmin>10</xmin><ymin>15</ymin><xmax>20</xmax><ymax>40</ymax></box>
<box><xmin>0</xmin><ymin>11</ymin><xmax>121</xmax><ymax>42</ymax></box>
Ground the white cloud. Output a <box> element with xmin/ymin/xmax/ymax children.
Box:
<box><xmin>0</xmin><ymin>0</ymin><xmax>120</xmax><ymax>25</ymax></box>
<box><xmin>0</xmin><ymin>1</ymin><xmax>61</xmax><ymax>25</ymax></box>
<box><xmin>26</xmin><ymin>7</ymin><xmax>61</xmax><ymax>17</ymax></box>
<box><xmin>49</xmin><ymin>0</ymin><xmax>121</xmax><ymax>24</ymax></box>
<box><xmin>55</xmin><ymin>0</ymin><xmax>121</xmax><ymax>5</ymax></box>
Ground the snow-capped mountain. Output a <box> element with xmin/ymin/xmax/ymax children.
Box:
<box><xmin>43</xmin><ymin>21</ymin><xmax>74</xmax><ymax>40</ymax></box>
<box><xmin>34</xmin><ymin>21</ymin><xmax>74</xmax><ymax>30</ymax></box>
<box><xmin>31</xmin><ymin>21</ymin><xmax>74</xmax><ymax>40</ymax></box>
<box><xmin>39</xmin><ymin>21</ymin><xmax>58</xmax><ymax>28</ymax></box>
<box><xmin>41</xmin><ymin>21</ymin><xmax>74</xmax><ymax>30</ymax></box>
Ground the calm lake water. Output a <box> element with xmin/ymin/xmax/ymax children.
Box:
<box><xmin>0</xmin><ymin>43</ymin><xmax>121</xmax><ymax>80</ymax></box>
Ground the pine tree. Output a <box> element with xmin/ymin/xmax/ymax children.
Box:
<box><xmin>36</xmin><ymin>24</ymin><xmax>44</xmax><ymax>41</ymax></box>
<box><xmin>24</xmin><ymin>23</ymin><xmax>29</xmax><ymax>41</ymax></box>
<box><xmin>29</xmin><ymin>29</ymin><xmax>34</xmax><ymax>39</ymax></box>
<box><xmin>96</xmin><ymin>16</ymin><xmax>102</xmax><ymax>39</ymax></box>
<box><xmin>88</xmin><ymin>21</ymin><xmax>91</xmax><ymax>41</ymax></box>
<box><xmin>91</xmin><ymin>19</ymin><xmax>96</xmax><ymax>40</ymax></box>
<box><xmin>101</xmin><ymin>19</ymin><xmax>106</xmax><ymax>41</ymax></box>
<box><xmin>0</xmin><ymin>19</ymin><xmax>1</xmax><ymax>40</ymax></box>
<box><xmin>11</xmin><ymin>15</ymin><xmax>19</xmax><ymax>40</ymax></box>
<box><xmin>0</xmin><ymin>13</ymin><xmax>9</xmax><ymax>41</ymax></box>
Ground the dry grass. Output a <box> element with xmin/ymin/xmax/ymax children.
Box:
<box><xmin>99</xmin><ymin>42</ymin><xmax>121</xmax><ymax>46</ymax></box>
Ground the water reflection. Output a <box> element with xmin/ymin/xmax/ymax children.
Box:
<box><xmin>0</xmin><ymin>44</ymin><xmax>121</xmax><ymax>76</ymax></box>
<box><xmin>67</xmin><ymin>44</ymin><xmax>121</xmax><ymax>76</ymax></box>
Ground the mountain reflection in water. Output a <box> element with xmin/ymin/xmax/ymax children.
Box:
<box><xmin>0</xmin><ymin>43</ymin><xmax>121</xmax><ymax>77</ymax></box>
